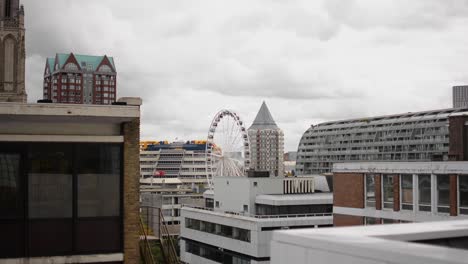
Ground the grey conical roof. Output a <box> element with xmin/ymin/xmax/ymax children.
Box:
<box><xmin>248</xmin><ymin>101</ymin><xmax>279</xmax><ymax>130</ymax></box>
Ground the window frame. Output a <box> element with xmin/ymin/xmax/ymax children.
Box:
<box><xmin>365</xmin><ymin>174</ymin><xmax>376</xmax><ymax>208</ymax></box>
<box><xmin>435</xmin><ymin>174</ymin><xmax>450</xmax><ymax>214</ymax></box>
<box><xmin>0</xmin><ymin>142</ymin><xmax>123</xmax><ymax>259</ymax></box>
<box><xmin>400</xmin><ymin>174</ymin><xmax>413</xmax><ymax>211</ymax></box>
<box><xmin>459</xmin><ymin>175</ymin><xmax>468</xmax><ymax>215</ymax></box>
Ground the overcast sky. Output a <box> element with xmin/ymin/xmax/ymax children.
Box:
<box><xmin>24</xmin><ymin>0</ymin><xmax>468</xmax><ymax>151</ymax></box>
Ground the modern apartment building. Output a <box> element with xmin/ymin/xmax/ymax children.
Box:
<box><xmin>140</xmin><ymin>140</ymin><xmax>208</xmax><ymax>235</ymax></box>
<box><xmin>43</xmin><ymin>53</ymin><xmax>117</xmax><ymax>104</ymax></box>
<box><xmin>0</xmin><ymin>0</ymin><xmax>27</xmax><ymax>103</ymax></box>
<box><xmin>180</xmin><ymin>174</ymin><xmax>333</xmax><ymax>264</ymax></box>
<box><xmin>248</xmin><ymin>102</ymin><xmax>284</xmax><ymax>177</ymax></box>
<box><xmin>296</xmin><ymin>108</ymin><xmax>468</xmax><ymax>175</ymax></box>
<box><xmin>332</xmin><ymin>162</ymin><xmax>468</xmax><ymax>226</ymax></box>
<box><xmin>453</xmin><ymin>85</ymin><xmax>468</xmax><ymax>108</ymax></box>
<box><xmin>0</xmin><ymin>98</ymin><xmax>141</xmax><ymax>263</ymax></box>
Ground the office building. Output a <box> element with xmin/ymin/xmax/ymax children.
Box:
<box><xmin>271</xmin><ymin>219</ymin><xmax>468</xmax><ymax>264</ymax></box>
<box><xmin>43</xmin><ymin>53</ymin><xmax>117</xmax><ymax>104</ymax></box>
<box><xmin>0</xmin><ymin>98</ymin><xmax>141</xmax><ymax>263</ymax></box>
<box><xmin>180</xmin><ymin>174</ymin><xmax>332</xmax><ymax>264</ymax></box>
<box><xmin>453</xmin><ymin>85</ymin><xmax>468</xmax><ymax>108</ymax></box>
<box><xmin>0</xmin><ymin>0</ymin><xmax>26</xmax><ymax>103</ymax></box>
<box><xmin>333</xmin><ymin>161</ymin><xmax>468</xmax><ymax>226</ymax></box>
<box><xmin>248</xmin><ymin>102</ymin><xmax>284</xmax><ymax>176</ymax></box>
<box><xmin>296</xmin><ymin>108</ymin><xmax>468</xmax><ymax>175</ymax></box>
<box><xmin>140</xmin><ymin>140</ymin><xmax>208</xmax><ymax>235</ymax></box>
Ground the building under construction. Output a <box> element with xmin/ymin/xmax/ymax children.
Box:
<box><xmin>296</xmin><ymin>108</ymin><xmax>468</xmax><ymax>175</ymax></box>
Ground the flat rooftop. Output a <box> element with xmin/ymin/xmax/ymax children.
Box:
<box><xmin>0</xmin><ymin>101</ymin><xmax>140</xmax><ymax>122</ymax></box>
<box><xmin>333</xmin><ymin>161</ymin><xmax>468</xmax><ymax>174</ymax></box>
<box><xmin>272</xmin><ymin>219</ymin><xmax>468</xmax><ymax>264</ymax></box>
<box><xmin>255</xmin><ymin>193</ymin><xmax>332</xmax><ymax>206</ymax></box>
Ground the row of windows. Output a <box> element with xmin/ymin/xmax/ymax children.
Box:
<box><xmin>0</xmin><ymin>143</ymin><xmax>122</xmax><ymax>258</ymax></box>
<box><xmin>96</xmin><ymin>80</ymin><xmax>115</xmax><ymax>85</ymax></box>
<box><xmin>96</xmin><ymin>87</ymin><xmax>116</xmax><ymax>92</ymax></box>
<box><xmin>185</xmin><ymin>239</ymin><xmax>251</xmax><ymax>264</ymax></box>
<box><xmin>185</xmin><ymin>218</ymin><xmax>250</xmax><ymax>242</ymax></box>
<box><xmin>365</xmin><ymin>174</ymin><xmax>468</xmax><ymax>214</ymax></box>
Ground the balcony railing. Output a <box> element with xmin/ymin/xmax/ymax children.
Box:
<box><xmin>182</xmin><ymin>205</ymin><xmax>332</xmax><ymax>219</ymax></box>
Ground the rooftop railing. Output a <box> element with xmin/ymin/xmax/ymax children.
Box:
<box><xmin>182</xmin><ymin>204</ymin><xmax>332</xmax><ymax>219</ymax></box>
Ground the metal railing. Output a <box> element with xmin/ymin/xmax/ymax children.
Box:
<box><xmin>139</xmin><ymin>216</ymin><xmax>155</xmax><ymax>264</ymax></box>
<box><xmin>182</xmin><ymin>205</ymin><xmax>332</xmax><ymax>219</ymax></box>
<box><xmin>140</xmin><ymin>206</ymin><xmax>180</xmax><ymax>264</ymax></box>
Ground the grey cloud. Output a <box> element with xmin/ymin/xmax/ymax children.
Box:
<box><xmin>324</xmin><ymin>0</ymin><xmax>468</xmax><ymax>31</ymax></box>
<box><xmin>22</xmin><ymin>0</ymin><xmax>468</xmax><ymax>151</ymax></box>
<box><xmin>198</xmin><ymin>63</ymin><xmax>365</xmax><ymax>100</ymax></box>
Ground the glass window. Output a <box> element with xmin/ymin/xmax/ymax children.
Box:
<box><xmin>401</xmin><ymin>174</ymin><xmax>413</xmax><ymax>210</ymax></box>
<box><xmin>382</xmin><ymin>175</ymin><xmax>394</xmax><ymax>209</ymax></box>
<box><xmin>366</xmin><ymin>174</ymin><xmax>375</xmax><ymax>207</ymax></box>
<box><xmin>460</xmin><ymin>176</ymin><xmax>468</xmax><ymax>214</ymax></box>
<box><xmin>0</xmin><ymin>153</ymin><xmax>21</xmax><ymax>218</ymax></box>
<box><xmin>28</xmin><ymin>145</ymin><xmax>73</xmax><ymax>218</ymax></box>
<box><xmin>418</xmin><ymin>175</ymin><xmax>431</xmax><ymax>212</ymax></box>
<box><xmin>77</xmin><ymin>144</ymin><xmax>120</xmax><ymax>217</ymax></box>
<box><xmin>365</xmin><ymin>217</ymin><xmax>381</xmax><ymax>225</ymax></box>
<box><xmin>437</xmin><ymin>175</ymin><xmax>450</xmax><ymax>213</ymax></box>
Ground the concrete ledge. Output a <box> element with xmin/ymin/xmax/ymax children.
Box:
<box><xmin>0</xmin><ymin>134</ymin><xmax>124</xmax><ymax>142</ymax></box>
<box><xmin>0</xmin><ymin>253</ymin><xmax>123</xmax><ymax>264</ymax></box>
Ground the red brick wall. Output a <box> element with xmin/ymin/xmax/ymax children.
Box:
<box><xmin>450</xmin><ymin>174</ymin><xmax>458</xmax><ymax>216</ymax></box>
<box><xmin>393</xmin><ymin>174</ymin><xmax>400</xmax><ymax>212</ymax></box>
<box><xmin>375</xmin><ymin>174</ymin><xmax>382</xmax><ymax>210</ymax></box>
<box><xmin>333</xmin><ymin>173</ymin><xmax>364</xmax><ymax>208</ymax></box>
<box><xmin>333</xmin><ymin>214</ymin><xmax>364</xmax><ymax>227</ymax></box>
<box><xmin>449</xmin><ymin>116</ymin><xmax>468</xmax><ymax>161</ymax></box>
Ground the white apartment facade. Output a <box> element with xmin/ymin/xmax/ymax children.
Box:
<box><xmin>180</xmin><ymin>175</ymin><xmax>333</xmax><ymax>264</ymax></box>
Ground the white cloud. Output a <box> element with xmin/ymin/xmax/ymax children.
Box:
<box><xmin>23</xmin><ymin>0</ymin><xmax>468</xmax><ymax>151</ymax></box>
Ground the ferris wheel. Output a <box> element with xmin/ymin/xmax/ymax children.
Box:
<box><xmin>206</xmin><ymin>109</ymin><xmax>251</xmax><ymax>189</ymax></box>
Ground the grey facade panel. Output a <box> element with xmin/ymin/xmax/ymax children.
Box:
<box><xmin>296</xmin><ymin>108</ymin><xmax>468</xmax><ymax>175</ymax></box>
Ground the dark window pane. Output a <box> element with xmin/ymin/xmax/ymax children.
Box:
<box><xmin>75</xmin><ymin>218</ymin><xmax>121</xmax><ymax>253</ymax></box>
<box><xmin>0</xmin><ymin>220</ymin><xmax>24</xmax><ymax>258</ymax></box>
<box><xmin>382</xmin><ymin>175</ymin><xmax>394</xmax><ymax>209</ymax></box>
<box><xmin>366</xmin><ymin>174</ymin><xmax>375</xmax><ymax>207</ymax></box>
<box><xmin>28</xmin><ymin>145</ymin><xmax>72</xmax><ymax>218</ymax></box>
<box><xmin>460</xmin><ymin>176</ymin><xmax>468</xmax><ymax>214</ymax></box>
<box><xmin>77</xmin><ymin>144</ymin><xmax>121</xmax><ymax>217</ymax></box>
<box><xmin>401</xmin><ymin>174</ymin><xmax>413</xmax><ymax>210</ymax></box>
<box><xmin>418</xmin><ymin>175</ymin><xmax>431</xmax><ymax>211</ymax></box>
<box><xmin>437</xmin><ymin>175</ymin><xmax>450</xmax><ymax>212</ymax></box>
<box><xmin>0</xmin><ymin>153</ymin><xmax>20</xmax><ymax>218</ymax></box>
<box><xmin>29</xmin><ymin>220</ymin><xmax>73</xmax><ymax>257</ymax></box>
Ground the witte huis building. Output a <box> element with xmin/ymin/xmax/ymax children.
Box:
<box><xmin>248</xmin><ymin>102</ymin><xmax>284</xmax><ymax>177</ymax></box>
<box><xmin>180</xmin><ymin>173</ymin><xmax>332</xmax><ymax>264</ymax></box>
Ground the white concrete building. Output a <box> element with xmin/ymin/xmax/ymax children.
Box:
<box><xmin>248</xmin><ymin>102</ymin><xmax>284</xmax><ymax>177</ymax></box>
<box><xmin>180</xmin><ymin>174</ymin><xmax>333</xmax><ymax>264</ymax></box>
<box><xmin>271</xmin><ymin>219</ymin><xmax>468</xmax><ymax>264</ymax></box>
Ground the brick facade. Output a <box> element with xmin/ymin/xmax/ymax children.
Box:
<box><xmin>333</xmin><ymin>214</ymin><xmax>364</xmax><ymax>227</ymax></box>
<box><xmin>375</xmin><ymin>174</ymin><xmax>382</xmax><ymax>210</ymax></box>
<box><xmin>450</xmin><ymin>174</ymin><xmax>458</xmax><ymax>216</ymax></box>
<box><xmin>123</xmin><ymin>119</ymin><xmax>140</xmax><ymax>263</ymax></box>
<box><xmin>393</xmin><ymin>174</ymin><xmax>400</xmax><ymax>212</ymax></box>
<box><xmin>333</xmin><ymin>173</ymin><xmax>364</xmax><ymax>208</ymax></box>
<box><xmin>449</xmin><ymin>116</ymin><xmax>468</xmax><ymax>161</ymax></box>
